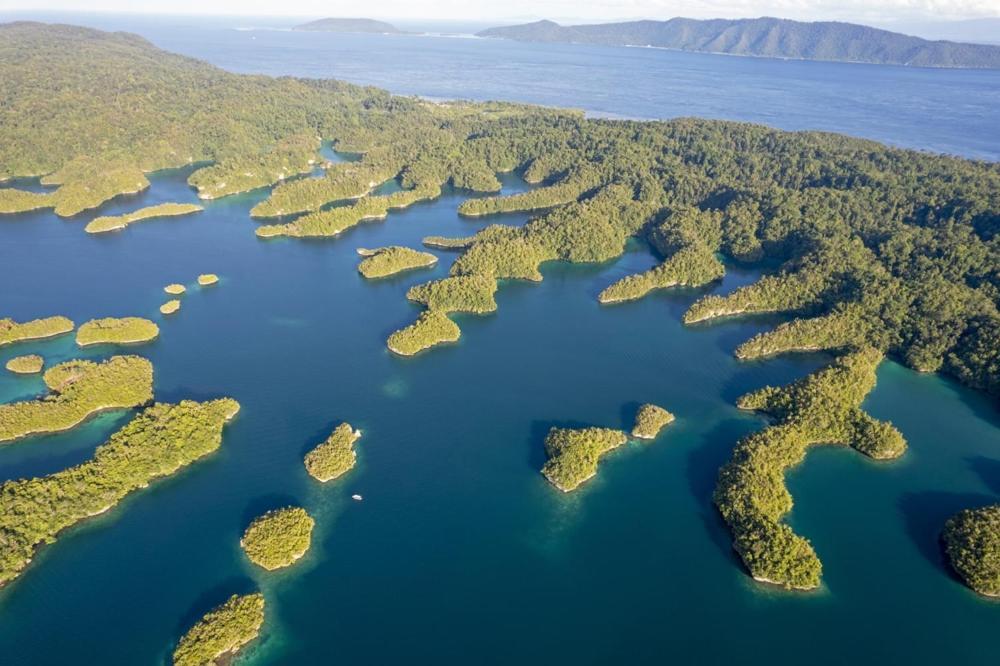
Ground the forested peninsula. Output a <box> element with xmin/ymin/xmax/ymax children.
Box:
<box><xmin>0</xmin><ymin>356</ymin><xmax>153</xmax><ymax>443</ymax></box>
<box><xmin>0</xmin><ymin>398</ymin><xmax>240</xmax><ymax>586</ymax></box>
<box><xmin>477</xmin><ymin>17</ymin><xmax>1000</xmax><ymax>69</ymax></box>
<box><xmin>2</xmin><ymin>22</ymin><xmax>1000</xmax><ymax>592</ymax></box>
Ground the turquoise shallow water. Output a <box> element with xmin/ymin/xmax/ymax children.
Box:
<box><xmin>0</xmin><ymin>160</ymin><xmax>998</xmax><ymax>664</ymax></box>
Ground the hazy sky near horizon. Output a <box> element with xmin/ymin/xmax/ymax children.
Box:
<box><xmin>3</xmin><ymin>0</ymin><xmax>999</xmax><ymax>23</ymax></box>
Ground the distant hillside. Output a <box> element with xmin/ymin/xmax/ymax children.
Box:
<box><xmin>294</xmin><ymin>18</ymin><xmax>404</xmax><ymax>34</ymax></box>
<box><xmin>477</xmin><ymin>17</ymin><xmax>1000</xmax><ymax>68</ymax></box>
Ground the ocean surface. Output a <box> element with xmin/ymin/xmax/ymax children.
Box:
<box><xmin>0</xmin><ymin>13</ymin><xmax>999</xmax><ymax>666</ymax></box>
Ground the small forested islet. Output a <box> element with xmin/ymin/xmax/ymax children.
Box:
<box><xmin>76</xmin><ymin>317</ymin><xmax>159</xmax><ymax>346</ymax></box>
<box><xmin>631</xmin><ymin>403</ymin><xmax>675</xmax><ymax>439</ymax></box>
<box><xmin>241</xmin><ymin>506</ymin><xmax>315</xmax><ymax>570</ymax></box>
<box><xmin>5</xmin><ymin>354</ymin><xmax>43</xmax><ymax>374</ymax></box>
<box><xmin>304</xmin><ymin>423</ymin><xmax>361</xmax><ymax>482</ymax></box>
<box><xmin>172</xmin><ymin>592</ymin><xmax>264</xmax><ymax>666</ymax></box>
<box><xmin>357</xmin><ymin>246</ymin><xmax>438</xmax><ymax>278</ymax></box>
<box><xmin>541</xmin><ymin>427</ymin><xmax>629</xmax><ymax>492</ymax></box>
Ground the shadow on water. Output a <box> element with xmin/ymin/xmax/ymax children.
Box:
<box><xmin>967</xmin><ymin>456</ymin><xmax>1000</xmax><ymax>495</ymax></box>
<box><xmin>898</xmin><ymin>490</ymin><xmax>996</xmax><ymax>579</ymax></box>
<box><xmin>297</xmin><ymin>419</ymin><xmax>352</xmax><ymax>458</ymax></box>
<box><xmin>618</xmin><ymin>400</ymin><xmax>642</xmax><ymax>431</ymax></box>
<box><xmin>240</xmin><ymin>493</ymin><xmax>305</xmax><ymax>528</ymax></box>
<box><xmin>527</xmin><ymin>419</ymin><xmax>595</xmax><ymax>470</ymax></box>
<box><xmin>168</xmin><ymin>575</ymin><xmax>259</xmax><ymax>661</ymax></box>
<box><xmin>685</xmin><ymin>418</ymin><xmax>757</xmax><ymax>565</ymax></box>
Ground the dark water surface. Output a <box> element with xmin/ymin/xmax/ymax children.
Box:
<box><xmin>0</xmin><ymin>160</ymin><xmax>998</xmax><ymax>665</ymax></box>
<box><xmin>0</xmin><ymin>12</ymin><xmax>999</xmax><ymax>666</ymax></box>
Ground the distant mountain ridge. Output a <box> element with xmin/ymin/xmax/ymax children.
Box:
<box><xmin>477</xmin><ymin>17</ymin><xmax>1000</xmax><ymax>69</ymax></box>
<box><xmin>294</xmin><ymin>18</ymin><xmax>405</xmax><ymax>34</ymax></box>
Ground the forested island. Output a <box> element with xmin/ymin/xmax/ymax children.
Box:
<box><xmin>173</xmin><ymin>592</ymin><xmax>264</xmax><ymax>666</ymax></box>
<box><xmin>241</xmin><ymin>507</ymin><xmax>315</xmax><ymax>570</ymax></box>
<box><xmin>477</xmin><ymin>17</ymin><xmax>1000</xmax><ymax>68</ymax></box>
<box><xmin>715</xmin><ymin>348</ymin><xmax>906</xmax><ymax>589</ymax></box>
<box><xmin>0</xmin><ymin>356</ymin><xmax>153</xmax><ymax>443</ymax></box>
<box><xmin>357</xmin><ymin>246</ymin><xmax>438</xmax><ymax>278</ymax></box>
<box><xmin>4</xmin><ymin>354</ymin><xmax>43</xmax><ymax>374</ymax></box>
<box><xmin>942</xmin><ymin>504</ymin><xmax>1000</xmax><ymax>597</ymax></box>
<box><xmin>0</xmin><ymin>316</ymin><xmax>74</xmax><ymax>346</ymax></box>
<box><xmin>304</xmin><ymin>423</ymin><xmax>361</xmax><ymax>482</ymax></box>
<box><xmin>84</xmin><ymin>202</ymin><xmax>202</xmax><ymax>234</ymax></box>
<box><xmin>631</xmin><ymin>403</ymin><xmax>675</xmax><ymax>439</ymax></box>
<box><xmin>0</xmin><ymin>398</ymin><xmax>240</xmax><ymax>586</ymax></box>
<box><xmin>1</xmin><ymin>21</ymin><xmax>999</xmax><ymax>593</ymax></box>
<box><xmin>293</xmin><ymin>18</ymin><xmax>405</xmax><ymax>34</ymax></box>
<box><xmin>76</xmin><ymin>317</ymin><xmax>159</xmax><ymax>346</ymax></box>
<box><xmin>542</xmin><ymin>427</ymin><xmax>629</xmax><ymax>492</ymax></box>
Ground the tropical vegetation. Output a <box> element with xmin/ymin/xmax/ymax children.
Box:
<box><xmin>241</xmin><ymin>507</ymin><xmax>315</xmax><ymax>570</ymax></box>
<box><xmin>0</xmin><ymin>316</ymin><xmax>74</xmax><ymax>347</ymax></box>
<box><xmin>304</xmin><ymin>423</ymin><xmax>361</xmax><ymax>482</ymax></box>
<box><xmin>172</xmin><ymin>592</ymin><xmax>264</xmax><ymax>666</ymax></box>
<box><xmin>714</xmin><ymin>348</ymin><xmax>906</xmax><ymax>589</ymax></box>
<box><xmin>0</xmin><ymin>356</ymin><xmax>153</xmax><ymax>443</ymax></box>
<box><xmin>0</xmin><ymin>398</ymin><xmax>240</xmax><ymax>586</ymax></box>
<box><xmin>5</xmin><ymin>354</ymin><xmax>43</xmax><ymax>374</ymax></box>
<box><xmin>386</xmin><ymin>310</ymin><xmax>461</xmax><ymax>356</ymax></box>
<box><xmin>541</xmin><ymin>426</ymin><xmax>629</xmax><ymax>492</ymax></box>
<box><xmin>942</xmin><ymin>504</ymin><xmax>1000</xmax><ymax>597</ymax></box>
<box><xmin>76</xmin><ymin>317</ymin><xmax>159</xmax><ymax>346</ymax></box>
<box><xmin>631</xmin><ymin>403</ymin><xmax>675</xmax><ymax>439</ymax></box>
<box><xmin>84</xmin><ymin>202</ymin><xmax>202</xmax><ymax>233</ymax></box>
<box><xmin>357</xmin><ymin>246</ymin><xmax>438</xmax><ymax>279</ymax></box>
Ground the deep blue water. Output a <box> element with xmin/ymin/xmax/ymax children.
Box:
<box><xmin>0</xmin><ymin>12</ymin><xmax>999</xmax><ymax>666</ymax></box>
<box><xmin>3</xmin><ymin>11</ymin><xmax>1000</xmax><ymax>160</ymax></box>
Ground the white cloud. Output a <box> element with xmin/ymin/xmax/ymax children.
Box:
<box><xmin>1</xmin><ymin>0</ymin><xmax>998</xmax><ymax>22</ymax></box>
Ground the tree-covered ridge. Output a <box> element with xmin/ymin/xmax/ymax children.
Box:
<box><xmin>84</xmin><ymin>202</ymin><xmax>202</xmax><ymax>234</ymax></box>
<box><xmin>714</xmin><ymin>348</ymin><xmax>906</xmax><ymax>589</ymax></box>
<box><xmin>541</xmin><ymin>427</ymin><xmax>629</xmax><ymax>492</ymax></box>
<box><xmin>188</xmin><ymin>133</ymin><xmax>321</xmax><ymax>200</ymax></box>
<box><xmin>0</xmin><ymin>398</ymin><xmax>240</xmax><ymax>586</ymax></box>
<box><xmin>357</xmin><ymin>246</ymin><xmax>438</xmax><ymax>279</ymax></box>
<box><xmin>0</xmin><ymin>316</ymin><xmax>74</xmax><ymax>347</ymax></box>
<box><xmin>241</xmin><ymin>507</ymin><xmax>315</xmax><ymax>571</ymax></box>
<box><xmin>76</xmin><ymin>317</ymin><xmax>159</xmax><ymax>346</ymax></box>
<box><xmin>172</xmin><ymin>592</ymin><xmax>264</xmax><ymax>666</ymax></box>
<box><xmin>942</xmin><ymin>504</ymin><xmax>1000</xmax><ymax>597</ymax></box>
<box><xmin>477</xmin><ymin>17</ymin><xmax>1000</xmax><ymax>69</ymax></box>
<box><xmin>0</xmin><ymin>356</ymin><xmax>153</xmax><ymax>443</ymax></box>
<box><xmin>304</xmin><ymin>423</ymin><xmax>361</xmax><ymax>482</ymax></box>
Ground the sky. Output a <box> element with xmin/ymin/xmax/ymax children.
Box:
<box><xmin>2</xmin><ymin>0</ymin><xmax>999</xmax><ymax>23</ymax></box>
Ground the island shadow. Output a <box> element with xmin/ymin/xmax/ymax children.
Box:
<box><xmin>968</xmin><ymin>456</ymin><xmax>1000</xmax><ymax>495</ymax></box>
<box><xmin>527</xmin><ymin>419</ymin><xmax>595</xmax><ymax>471</ymax></box>
<box><xmin>240</xmin><ymin>492</ymin><xmax>304</xmax><ymax>528</ymax></box>
<box><xmin>898</xmin><ymin>490</ymin><xmax>996</xmax><ymax>581</ymax></box>
<box><xmin>686</xmin><ymin>417</ymin><xmax>761</xmax><ymax>566</ymax></box>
